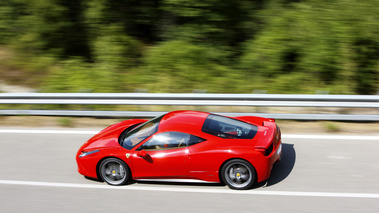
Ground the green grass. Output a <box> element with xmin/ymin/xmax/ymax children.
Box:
<box><xmin>57</xmin><ymin>117</ymin><xmax>74</xmax><ymax>127</ymax></box>
<box><xmin>323</xmin><ymin>122</ymin><xmax>341</xmax><ymax>133</ymax></box>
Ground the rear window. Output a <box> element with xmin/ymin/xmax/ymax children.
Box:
<box><xmin>201</xmin><ymin>114</ymin><xmax>258</xmax><ymax>139</ymax></box>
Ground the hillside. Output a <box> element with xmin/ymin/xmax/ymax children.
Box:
<box><xmin>0</xmin><ymin>0</ymin><xmax>378</xmax><ymax>94</ymax></box>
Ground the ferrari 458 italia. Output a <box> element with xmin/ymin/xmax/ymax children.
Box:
<box><xmin>76</xmin><ymin>110</ymin><xmax>282</xmax><ymax>190</ymax></box>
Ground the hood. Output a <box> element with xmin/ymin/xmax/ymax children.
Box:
<box><xmin>80</xmin><ymin>119</ymin><xmax>147</xmax><ymax>151</ymax></box>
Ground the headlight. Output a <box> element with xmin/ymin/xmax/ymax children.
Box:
<box><xmin>79</xmin><ymin>150</ymin><xmax>100</xmax><ymax>158</ymax></box>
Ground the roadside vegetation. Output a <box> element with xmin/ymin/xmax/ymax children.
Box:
<box><xmin>0</xmin><ymin>0</ymin><xmax>378</xmax><ymax>94</ymax></box>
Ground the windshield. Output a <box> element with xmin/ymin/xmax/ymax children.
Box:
<box><xmin>120</xmin><ymin>114</ymin><xmax>164</xmax><ymax>150</ymax></box>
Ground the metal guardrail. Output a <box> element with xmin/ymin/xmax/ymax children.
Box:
<box><xmin>0</xmin><ymin>93</ymin><xmax>378</xmax><ymax>121</ymax></box>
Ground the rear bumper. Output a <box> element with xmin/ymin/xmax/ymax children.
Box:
<box><xmin>255</xmin><ymin>140</ymin><xmax>282</xmax><ymax>182</ymax></box>
<box><xmin>276</xmin><ymin>143</ymin><xmax>282</xmax><ymax>161</ymax></box>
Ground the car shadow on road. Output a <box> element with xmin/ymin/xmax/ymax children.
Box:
<box><xmin>135</xmin><ymin>180</ymin><xmax>225</xmax><ymax>187</ymax></box>
<box><xmin>260</xmin><ymin>143</ymin><xmax>296</xmax><ymax>188</ymax></box>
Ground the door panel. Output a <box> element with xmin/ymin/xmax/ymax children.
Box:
<box><xmin>131</xmin><ymin>148</ymin><xmax>189</xmax><ymax>178</ymax></box>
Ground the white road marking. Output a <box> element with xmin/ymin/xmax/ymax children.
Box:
<box><xmin>0</xmin><ymin>129</ymin><xmax>99</xmax><ymax>135</ymax></box>
<box><xmin>282</xmin><ymin>134</ymin><xmax>379</xmax><ymax>141</ymax></box>
<box><xmin>1</xmin><ymin>129</ymin><xmax>378</xmax><ymax>140</ymax></box>
<box><xmin>0</xmin><ymin>180</ymin><xmax>378</xmax><ymax>199</ymax></box>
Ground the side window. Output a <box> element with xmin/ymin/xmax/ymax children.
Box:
<box><xmin>202</xmin><ymin>114</ymin><xmax>258</xmax><ymax>139</ymax></box>
<box><xmin>188</xmin><ymin>135</ymin><xmax>206</xmax><ymax>146</ymax></box>
<box><xmin>141</xmin><ymin>132</ymin><xmax>190</xmax><ymax>150</ymax></box>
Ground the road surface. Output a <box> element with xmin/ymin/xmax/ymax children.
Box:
<box><xmin>0</xmin><ymin>128</ymin><xmax>378</xmax><ymax>213</ymax></box>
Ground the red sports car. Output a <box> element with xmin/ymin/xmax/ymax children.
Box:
<box><xmin>76</xmin><ymin>110</ymin><xmax>282</xmax><ymax>190</ymax></box>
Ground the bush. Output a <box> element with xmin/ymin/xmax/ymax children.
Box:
<box><xmin>141</xmin><ymin>40</ymin><xmax>235</xmax><ymax>93</ymax></box>
<box><xmin>92</xmin><ymin>25</ymin><xmax>143</xmax><ymax>69</ymax></box>
<box><xmin>42</xmin><ymin>58</ymin><xmax>121</xmax><ymax>93</ymax></box>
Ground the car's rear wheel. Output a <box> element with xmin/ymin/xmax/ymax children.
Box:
<box><xmin>221</xmin><ymin>159</ymin><xmax>256</xmax><ymax>190</ymax></box>
<box><xmin>99</xmin><ymin>158</ymin><xmax>130</xmax><ymax>186</ymax></box>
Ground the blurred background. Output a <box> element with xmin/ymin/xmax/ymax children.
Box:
<box><xmin>0</xmin><ymin>0</ymin><xmax>378</xmax><ymax>95</ymax></box>
<box><xmin>0</xmin><ymin>3</ymin><xmax>379</xmax><ymax>212</ymax></box>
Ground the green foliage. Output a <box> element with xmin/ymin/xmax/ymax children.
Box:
<box><xmin>3</xmin><ymin>0</ymin><xmax>91</xmax><ymax>58</ymax></box>
<box><xmin>99</xmin><ymin>0</ymin><xmax>162</xmax><ymax>42</ymax></box>
<box><xmin>0</xmin><ymin>0</ymin><xmax>378</xmax><ymax>94</ymax></box>
<box><xmin>161</xmin><ymin>0</ymin><xmax>259</xmax><ymax>52</ymax></box>
<box><xmin>58</xmin><ymin>117</ymin><xmax>73</xmax><ymax>127</ymax></box>
<box><xmin>240</xmin><ymin>0</ymin><xmax>379</xmax><ymax>94</ymax></box>
<box><xmin>352</xmin><ymin>38</ymin><xmax>379</xmax><ymax>94</ymax></box>
<box><xmin>42</xmin><ymin>58</ymin><xmax>121</xmax><ymax>93</ymax></box>
<box><xmin>93</xmin><ymin>25</ymin><xmax>143</xmax><ymax>69</ymax></box>
<box><xmin>0</xmin><ymin>1</ymin><xmax>18</xmax><ymax>44</ymax></box>
<box><xmin>323</xmin><ymin>122</ymin><xmax>341</xmax><ymax>133</ymax></box>
<box><xmin>141</xmin><ymin>40</ymin><xmax>235</xmax><ymax>92</ymax></box>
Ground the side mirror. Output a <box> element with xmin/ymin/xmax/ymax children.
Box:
<box><xmin>137</xmin><ymin>150</ymin><xmax>147</xmax><ymax>158</ymax></box>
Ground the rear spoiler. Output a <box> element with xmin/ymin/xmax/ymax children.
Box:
<box><xmin>235</xmin><ymin>116</ymin><xmax>275</xmax><ymax>126</ymax></box>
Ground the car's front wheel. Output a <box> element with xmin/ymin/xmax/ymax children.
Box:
<box><xmin>221</xmin><ymin>159</ymin><xmax>256</xmax><ymax>190</ymax></box>
<box><xmin>99</xmin><ymin>158</ymin><xmax>130</xmax><ymax>186</ymax></box>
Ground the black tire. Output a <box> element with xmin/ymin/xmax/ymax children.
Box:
<box><xmin>99</xmin><ymin>158</ymin><xmax>130</xmax><ymax>186</ymax></box>
<box><xmin>221</xmin><ymin>159</ymin><xmax>256</xmax><ymax>190</ymax></box>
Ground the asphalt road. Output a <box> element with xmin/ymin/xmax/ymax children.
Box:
<box><xmin>0</xmin><ymin>128</ymin><xmax>378</xmax><ymax>213</ymax></box>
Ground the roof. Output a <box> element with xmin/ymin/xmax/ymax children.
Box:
<box><xmin>158</xmin><ymin>110</ymin><xmax>210</xmax><ymax>133</ymax></box>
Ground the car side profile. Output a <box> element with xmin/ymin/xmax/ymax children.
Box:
<box><xmin>76</xmin><ymin>110</ymin><xmax>282</xmax><ymax>190</ymax></box>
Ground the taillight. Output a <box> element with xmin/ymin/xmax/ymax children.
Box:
<box><xmin>255</xmin><ymin>147</ymin><xmax>266</xmax><ymax>155</ymax></box>
<box><xmin>255</xmin><ymin>143</ymin><xmax>273</xmax><ymax>156</ymax></box>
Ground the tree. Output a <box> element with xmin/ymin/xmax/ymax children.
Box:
<box><xmin>161</xmin><ymin>0</ymin><xmax>261</xmax><ymax>57</ymax></box>
<box><xmin>353</xmin><ymin>38</ymin><xmax>379</xmax><ymax>94</ymax></box>
<box><xmin>141</xmin><ymin>40</ymin><xmax>234</xmax><ymax>92</ymax></box>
